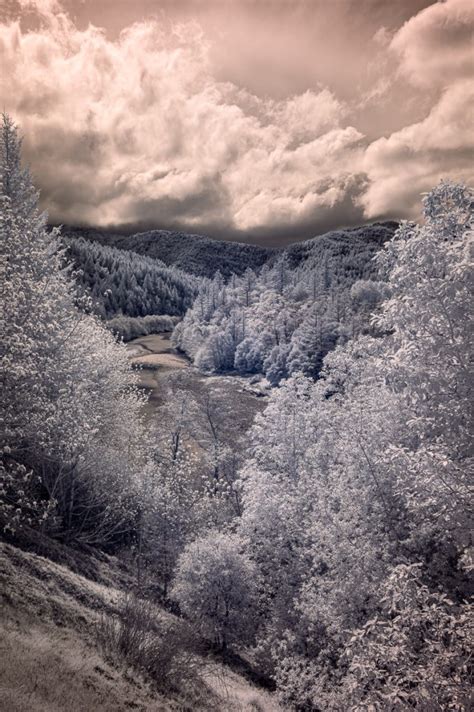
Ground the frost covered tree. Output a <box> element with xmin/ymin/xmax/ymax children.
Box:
<box><xmin>235</xmin><ymin>183</ymin><xmax>472</xmax><ymax>709</ymax></box>
<box><xmin>286</xmin><ymin>302</ymin><xmax>340</xmax><ymax>378</ymax></box>
<box><xmin>374</xmin><ymin>182</ymin><xmax>473</xmax><ymax>548</ymax></box>
<box><xmin>349</xmin><ymin>278</ymin><xmax>389</xmax><ymax>337</ymax></box>
<box><xmin>234</xmin><ymin>336</ymin><xmax>264</xmax><ymax>373</ymax></box>
<box><xmin>343</xmin><ymin>564</ymin><xmax>472</xmax><ymax>711</ymax></box>
<box><xmin>0</xmin><ymin>112</ymin><xmax>82</xmax><ymax>531</ymax></box>
<box><xmin>140</xmin><ymin>447</ymin><xmax>202</xmax><ymax>596</ymax></box>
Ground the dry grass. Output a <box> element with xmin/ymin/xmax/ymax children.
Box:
<box><xmin>97</xmin><ymin>594</ymin><xmax>207</xmax><ymax>697</ymax></box>
<box><xmin>0</xmin><ymin>614</ymin><xmax>169</xmax><ymax>712</ymax></box>
<box><xmin>0</xmin><ymin>541</ymin><xmax>283</xmax><ymax>711</ymax></box>
<box><xmin>0</xmin><ymin>542</ymin><xmax>169</xmax><ymax>710</ymax></box>
<box><xmin>0</xmin><ymin>542</ymin><xmax>121</xmax><ymax>632</ymax></box>
<box><xmin>203</xmin><ymin>665</ymin><xmax>284</xmax><ymax>712</ymax></box>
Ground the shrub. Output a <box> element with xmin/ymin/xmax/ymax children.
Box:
<box><xmin>343</xmin><ymin>564</ymin><xmax>473</xmax><ymax>711</ymax></box>
<box><xmin>97</xmin><ymin>593</ymin><xmax>202</xmax><ymax>693</ymax></box>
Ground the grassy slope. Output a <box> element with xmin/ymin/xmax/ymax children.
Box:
<box><xmin>0</xmin><ymin>541</ymin><xmax>281</xmax><ymax>712</ymax></box>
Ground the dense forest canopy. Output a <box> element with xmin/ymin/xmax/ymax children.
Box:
<box><xmin>62</xmin><ymin>236</ymin><xmax>200</xmax><ymax>320</ymax></box>
<box><xmin>1</xmin><ymin>114</ymin><xmax>472</xmax><ymax>710</ymax></box>
<box><xmin>173</xmin><ymin>222</ymin><xmax>396</xmax><ymax>382</ymax></box>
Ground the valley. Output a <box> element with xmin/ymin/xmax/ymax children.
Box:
<box><xmin>126</xmin><ymin>331</ymin><xmax>268</xmax><ymax>442</ymax></box>
<box><xmin>2</xmin><ymin>109</ymin><xmax>471</xmax><ymax>711</ymax></box>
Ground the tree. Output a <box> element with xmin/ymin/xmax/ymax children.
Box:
<box><xmin>236</xmin><ymin>183</ymin><xmax>472</xmax><ymax>707</ymax></box>
<box><xmin>0</xmin><ymin>114</ymin><xmax>148</xmax><ymax>547</ymax></box>
<box><xmin>140</xmin><ymin>447</ymin><xmax>201</xmax><ymax>596</ymax></box>
<box><xmin>287</xmin><ymin>304</ymin><xmax>324</xmax><ymax>377</ymax></box>
<box><xmin>344</xmin><ymin>564</ymin><xmax>472</xmax><ymax>711</ymax></box>
<box><xmin>234</xmin><ymin>336</ymin><xmax>264</xmax><ymax>374</ymax></box>
<box><xmin>373</xmin><ymin>182</ymin><xmax>473</xmax><ymax>548</ymax></box>
<box><xmin>171</xmin><ymin>531</ymin><xmax>258</xmax><ymax>650</ymax></box>
<box><xmin>174</xmin><ymin>229</ymin><xmax>386</xmax><ymax>383</ymax></box>
<box><xmin>263</xmin><ymin>343</ymin><xmax>291</xmax><ymax>385</ymax></box>
<box><xmin>0</xmin><ymin>112</ymin><xmax>82</xmax><ymax>531</ymax></box>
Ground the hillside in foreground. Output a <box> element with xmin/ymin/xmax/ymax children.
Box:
<box><xmin>0</xmin><ymin>539</ymin><xmax>281</xmax><ymax>712</ymax></box>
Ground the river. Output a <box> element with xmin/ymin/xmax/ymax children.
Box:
<box><xmin>125</xmin><ymin>331</ymin><xmax>268</xmax><ymax>441</ymax></box>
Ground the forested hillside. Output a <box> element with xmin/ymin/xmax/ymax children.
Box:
<box><xmin>174</xmin><ymin>181</ymin><xmax>473</xmax><ymax>710</ymax></box>
<box><xmin>61</xmin><ymin>225</ymin><xmax>275</xmax><ymax>278</ymax></box>
<box><xmin>173</xmin><ymin>221</ymin><xmax>396</xmax><ymax>382</ymax></box>
<box><xmin>62</xmin><ymin>236</ymin><xmax>199</xmax><ymax>319</ymax></box>
<box><xmin>283</xmin><ymin>221</ymin><xmax>397</xmax><ymax>269</ymax></box>
<box><xmin>62</xmin><ymin>221</ymin><xmax>397</xmax><ymax>281</ymax></box>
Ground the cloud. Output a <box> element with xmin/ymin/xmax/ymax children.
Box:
<box><xmin>360</xmin><ymin>80</ymin><xmax>474</xmax><ymax>219</ymax></box>
<box><xmin>390</xmin><ymin>0</ymin><xmax>474</xmax><ymax>88</ymax></box>
<box><xmin>359</xmin><ymin>0</ymin><xmax>474</xmax><ymax>220</ymax></box>
<box><xmin>1</xmin><ymin>4</ymin><xmax>367</xmax><ymax>237</ymax></box>
<box><xmin>0</xmin><ymin>0</ymin><xmax>472</xmax><ymax>241</ymax></box>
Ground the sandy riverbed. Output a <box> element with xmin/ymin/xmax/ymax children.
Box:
<box><xmin>125</xmin><ymin>332</ymin><xmax>268</xmax><ymax>437</ymax></box>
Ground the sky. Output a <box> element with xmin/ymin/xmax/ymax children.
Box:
<box><xmin>1</xmin><ymin>0</ymin><xmax>473</xmax><ymax>245</ymax></box>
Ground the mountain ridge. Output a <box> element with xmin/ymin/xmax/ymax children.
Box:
<box><xmin>58</xmin><ymin>221</ymin><xmax>399</xmax><ymax>278</ymax></box>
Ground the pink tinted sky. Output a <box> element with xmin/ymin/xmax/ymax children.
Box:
<box><xmin>1</xmin><ymin>0</ymin><xmax>473</xmax><ymax>244</ymax></box>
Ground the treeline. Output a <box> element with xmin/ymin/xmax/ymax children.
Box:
<box><xmin>106</xmin><ymin>314</ymin><xmax>178</xmax><ymax>342</ymax></box>
<box><xmin>173</xmin><ymin>225</ymin><xmax>394</xmax><ymax>383</ymax></box>
<box><xmin>62</xmin><ymin>236</ymin><xmax>199</xmax><ymax>319</ymax></box>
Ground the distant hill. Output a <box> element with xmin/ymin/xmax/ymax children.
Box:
<box><xmin>59</xmin><ymin>226</ymin><xmax>275</xmax><ymax>278</ymax></box>
<box><xmin>59</xmin><ymin>222</ymin><xmax>398</xmax><ymax>278</ymax></box>
<box><xmin>283</xmin><ymin>221</ymin><xmax>398</xmax><ymax>271</ymax></box>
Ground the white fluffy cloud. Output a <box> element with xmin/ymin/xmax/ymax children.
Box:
<box><xmin>390</xmin><ymin>0</ymin><xmax>474</xmax><ymax>88</ymax></box>
<box><xmin>360</xmin><ymin>80</ymin><xmax>474</xmax><ymax>218</ymax></box>
<box><xmin>1</xmin><ymin>7</ymin><xmax>364</xmax><ymax>235</ymax></box>
<box><xmin>0</xmin><ymin>0</ymin><xmax>472</xmax><ymax>239</ymax></box>
<box><xmin>360</xmin><ymin>0</ymin><xmax>474</xmax><ymax>220</ymax></box>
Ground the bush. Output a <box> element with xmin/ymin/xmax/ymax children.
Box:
<box><xmin>97</xmin><ymin>593</ymin><xmax>202</xmax><ymax>693</ymax></box>
<box><xmin>343</xmin><ymin>564</ymin><xmax>473</xmax><ymax>711</ymax></box>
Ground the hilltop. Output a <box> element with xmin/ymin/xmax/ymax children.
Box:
<box><xmin>59</xmin><ymin>221</ymin><xmax>398</xmax><ymax>279</ymax></box>
<box><xmin>59</xmin><ymin>226</ymin><xmax>275</xmax><ymax>279</ymax></box>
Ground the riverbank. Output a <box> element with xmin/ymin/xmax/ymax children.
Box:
<box><xmin>126</xmin><ymin>332</ymin><xmax>268</xmax><ymax>435</ymax></box>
